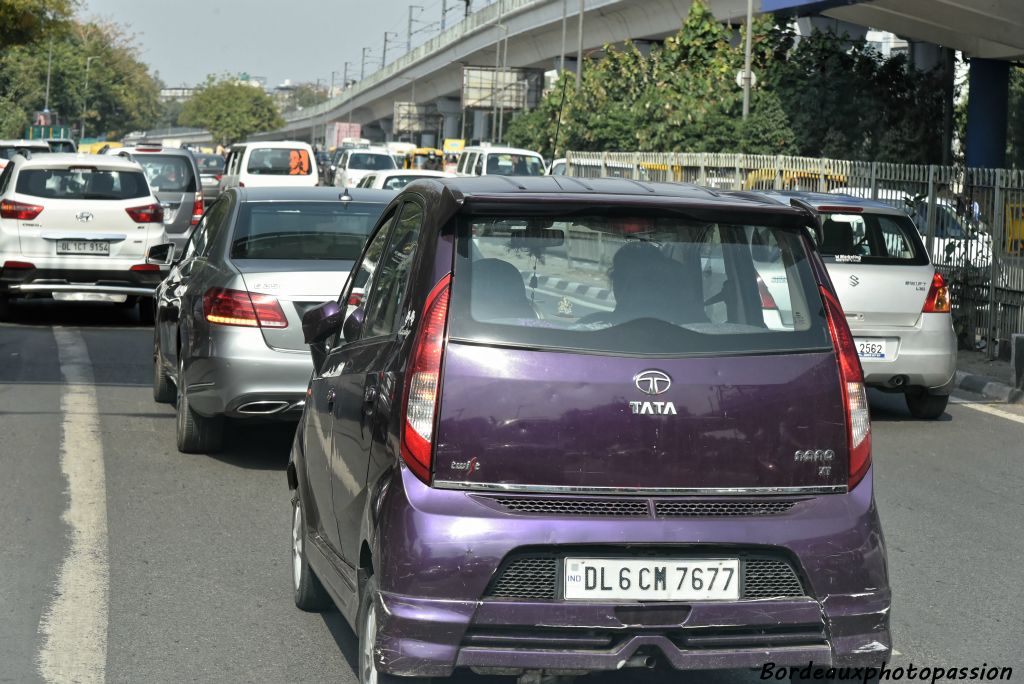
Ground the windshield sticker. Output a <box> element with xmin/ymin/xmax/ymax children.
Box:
<box><xmin>289</xmin><ymin>150</ymin><xmax>311</xmax><ymax>175</ymax></box>
<box><xmin>833</xmin><ymin>254</ymin><xmax>862</xmax><ymax>263</ymax></box>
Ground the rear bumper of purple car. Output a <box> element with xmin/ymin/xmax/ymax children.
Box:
<box><xmin>369</xmin><ymin>466</ymin><xmax>892</xmax><ymax>678</ymax></box>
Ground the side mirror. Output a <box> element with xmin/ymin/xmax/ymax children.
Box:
<box><xmin>342</xmin><ymin>306</ymin><xmax>365</xmax><ymax>343</ymax></box>
<box><xmin>146</xmin><ymin>243</ymin><xmax>175</xmax><ymax>266</ymax></box>
<box><xmin>302</xmin><ymin>301</ymin><xmax>343</xmax><ymax>345</ymax></box>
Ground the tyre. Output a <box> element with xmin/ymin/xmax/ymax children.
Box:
<box><xmin>175</xmin><ymin>357</ymin><xmax>224</xmax><ymax>453</ymax></box>
<box><xmin>0</xmin><ymin>296</ymin><xmax>10</xmax><ymax>321</ymax></box>
<box><xmin>358</xmin><ymin>575</ymin><xmax>434</xmax><ymax>684</ymax></box>
<box><xmin>138</xmin><ymin>297</ymin><xmax>155</xmax><ymax>324</ymax></box>
<box><xmin>291</xmin><ymin>495</ymin><xmax>332</xmax><ymax>612</ymax></box>
<box><xmin>905</xmin><ymin>388</ymin><xmax>949</xmax><ymax>419</ymax></box>
<box><xmin>152</xmin><ymin>338</ymin><xmax>175</xmax><ymax>403</ymax></box>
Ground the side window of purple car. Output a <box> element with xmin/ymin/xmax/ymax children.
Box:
<box><xmin>333</xmin><ymin>210</ymin><xmax>398</xmax><ymax>347</ymax></box>
<box><xmin>362</xmin><ymin>201</ymin><xmax>423</xmax><ymax>339</ymax></box>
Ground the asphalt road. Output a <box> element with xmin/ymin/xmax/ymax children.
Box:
<box><xmin>1</xmin><ymin>301</ymin><xmax>1022</xmax><ymax>683</ymax></box>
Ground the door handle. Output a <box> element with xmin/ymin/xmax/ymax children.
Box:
<box><xmin>326</xmin><ymin>388</ymin><xmax>336</xmax><ymax>412</ymax></box>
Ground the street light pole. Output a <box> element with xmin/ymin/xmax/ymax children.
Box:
<box><xmin>79</xmin><ymin>56</ymin><xmax>99</xmax><ymax>143</ymax></box>
<box><xmin>742</xmin><ymin>0</ymin><xmax>753</xmax><ymax>119</ymax></box>
<box><xmin>44</xmin><ymin>38</ymin><xmax>54</xmax><ymax>116</ymax></box>
<box><xmin>441</xmin><ymin>0</ymin><xmax>449</xmax><ymax>30</ymax></box>
<box><xmin>560</xmin><ymin>0</ymin><xmax>568</xmax><ymax>73</ymax></box>
<box><xmin>576</xmin><ymin>0</ymin><xmax>584</xmax><ymax>92</ymax></box>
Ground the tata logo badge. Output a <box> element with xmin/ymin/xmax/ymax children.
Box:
<box><xmin>76</xmin><ymin>211</ymin><xmax>94</xmax><ymax>223</ymax></box>
<box><xmin>849</xmin><ymin>274</ymin><xmax>860</xmax><ymax>287</ymax></box>
<box><xmin>634</xmin><ymin>370</ymin><xmax>671</xmax><ymax>395</ymax></box>
<box><xmin>631</xmin><ymin>370</ymin><xmax>677</xmax><ymax>415</ymax></box>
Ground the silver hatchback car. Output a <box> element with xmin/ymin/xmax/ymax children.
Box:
<box><xmin>149</xmin><ymin>186</ymin><xmax>393</xmax><ymax>453</ymax></box>
<box><xmin>758</xmin><ymin>192</ymin><xmax>957</xmax><ymax>418</ymax></box>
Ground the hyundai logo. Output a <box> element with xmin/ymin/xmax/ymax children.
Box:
<box><xmin>76</xmin><ymin>211</ymin><xmax>94</xmax><ymax>223</ymax></box>
<box><xmin>849</xmin><ymin>274</ymin><xmax>860</xmax><ymax>287</ymax></box>
<box><xmin>634</xmin><ymin>370</ymin><xmax>672</xmax><ymax>395</ymax></box>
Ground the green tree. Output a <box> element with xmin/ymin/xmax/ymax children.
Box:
<box><xmin>285</xmin><ymin>83</ymin><xmax>329</xmax><ymax>112</ymax></box>
<box><xmin>0</xmin><ymin>20</ymin><xmax>160</xmax><ymax>138</ymax></box>
<box><xmin>156</xmin><ymin>98</ymin><xmax>186</xmax><ymax>129</ymax></box>
<box><xmin>179</xmin><ymin>76</ymin><xmax>284</xmax><ymax>145</ymax></box>
<box><xmin>0</xmin><ymin>0</ymin><xmax>75</xmax><ymax>48</ymax></box>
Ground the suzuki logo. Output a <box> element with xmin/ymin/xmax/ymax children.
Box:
<box><xmin>634</xmin><ymin>370</ymin><xmax>671</xmax><ymax>396</ymax></box>
<box><xmin>849</xmin><ymin>274</ymin><xmax>860</xmax><ymax>287</ymax></box>
<box><xmin>76</xmin><ymin>211</ymin><xmax>94</xmax><ymax>223</ymax></box>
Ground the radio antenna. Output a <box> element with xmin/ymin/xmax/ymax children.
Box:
<box><xmin>550</xmin><ymin>73</ymin><xmax>570</xmax><ymax>163</ymax></box>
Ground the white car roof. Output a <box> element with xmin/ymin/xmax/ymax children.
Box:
<box><xmin>0</xmin><ymin>139</ymin><xmax>51</xmax><ymax>146</ymax></box>
<box><xmin>13</xmin><ymin>153</ymin><xmax>146</xmax><ymax>172</ymax></box>
<box><xmin>464</xmin><ymin>146</ymin><xmax>543</xmax><ymax>157</ymax></box>
<box><xmin>377</xmin><ymin>170</ymin><xmax>454</xmax><ymax>179</ymax></box>
<box><xmin>234</xmin><ymin>140</ymin><xmax>312</xmax><ymax>149</ymax></box>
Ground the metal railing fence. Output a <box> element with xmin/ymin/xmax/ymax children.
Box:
<box><xmin>566</xmin><ymin>151</ymin><xmax>1024</xmax><ymax>356</ymax></box>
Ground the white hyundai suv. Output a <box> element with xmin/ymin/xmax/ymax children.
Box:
<box><xmin>0</xmin><ymin>153</ymin><xmax>168</xmax><ymax>321</ymax></box>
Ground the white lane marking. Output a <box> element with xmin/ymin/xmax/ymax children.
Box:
<box><xmin>37</xmin><ymin>328</ymin><xmax>108</xmax><ymax>683</ymax></box>
<box><xmin>951</xmin><ymin>396</ymin><xmax>1024</xmax><ymax>425</ymax></box>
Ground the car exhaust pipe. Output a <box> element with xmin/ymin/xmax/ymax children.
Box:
<box><xmin>887</xmin><ymin>375</ymin><xmax>908</xmax><ymax>388</ymax></box>
<box><xmin>236</xmin><ymin>400</ymin><xmax>290</xmax><ymax>415</ymax></box>
<box><xmin>624</xmin><ymin>655</ymin><xmax>656</xmax><ymax>669</ymax></box>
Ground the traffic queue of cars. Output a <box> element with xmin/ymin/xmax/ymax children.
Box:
<box><xmin>0</xmin><ymin>136</ymin><xmax>963</xmax><ymax>682</ymax></box>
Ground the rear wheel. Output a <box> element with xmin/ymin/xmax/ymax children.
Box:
<box><xmin>291</xmin><ymin>495</ymin><xmax>332</xmax><ymax>611</ymax></box>
<box><xmin>0</xmin><ymin>296</ymin><xmax>10</xmax><ymax>321</ymax></box>
<box><xmin>152</xmin><ymin>338</ymin><xmax>175</xmax><ymax>403</ymax></box>
<box><xmin>905</xmin><ymin>388</ymin><xmax>949</xmax><ymax>419</ymax></box>
<box><xmin>358</xmin><ymin>575</ymin><xmax>434</xmax><ymax>684</ymax></box>
<box><xmin>175</xmin><ymin>357</ymin><xmax>224</xmax><ymax>453</ymax></box>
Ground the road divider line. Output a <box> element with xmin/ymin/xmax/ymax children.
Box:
<box><xmin>37</xmin><ymin>328</ymin><xmax>108</xmax><ymax>683</ymax></box>
<box><xmin>951</xmin><ymin>396</ymin><xmax>1024</xmax><ymax>425</ymax></box>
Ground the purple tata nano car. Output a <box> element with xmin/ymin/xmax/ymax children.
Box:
<box><xmin>290</xmin><ymin>177</ymin><xmax>890</xmax><ymax>683</ymax></box>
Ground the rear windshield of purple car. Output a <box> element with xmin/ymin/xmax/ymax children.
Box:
<box><xmin>229</xmin><ymin>201</ymin><xmax>382</xmax><ymax>260</ymax></box>
<box><xmin>449</xmin><ymin>214</ymin><xmax>832</xmax><ymax>356</ymax></box>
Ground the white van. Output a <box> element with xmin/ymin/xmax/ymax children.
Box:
<box><xmin>456</xmin><ymin>145</ymin><xmax>546</xmax><ymax>177</ymax></box>
<box><xmin>219</xmin><ymin>141</ymin><xmax>318</xmax><ymax>192</ymax></box>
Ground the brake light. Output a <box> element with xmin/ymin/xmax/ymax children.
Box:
<box><xmin>214</xmin><ymin>174</ymin><xmax>222</xmax><ymax>181</ymax></box>
<box><xmin>3</xmin><ymin>260</ymin><xmax>34</xmax><ymax>269</ymax></box>
<box><xmin>400</xmin><ymin>275</ymin><xmax>451</xmax><ymax>483</ymax></box>
<box><xmin>922</xmin><ymin>272</ymin><xmax>950</xmax><ymax>313</ymax></box>
<box><xmin>130</xmin><ymin>264</ymin><xmax>161</xmax><ymax>272</ymax></box>
<box><xmin>816</xmin><ymin>206</ymin><xmax>863</xmax><ymax>214</ymax></box>
<box><xmin>190</xmin><ymin>197</ymin><xmax>204</xmax><ymax>226</ymax></box>
<box><xmin>238</xmin><ymin>182</ymin><xmax>245</xmax><ymax>188</ymax></box>
<box><xmin>203</xmin><ymin>288</ymin><xmax>288</xmax><ymax>328</ymax></box>
<box><xmin>125</xmin><ymin>203</ymin><xmax>164</xmax><ymax>223</ymax></box>
<box><xmin>820</xmin><ymin>286</ymin><xmax>871</xmax><ymax>489</ymax></box>
<box><xmin>1</xmin><ymin>199</ymin><xmax>43</xmax><ymax>220</ymax></box>
<box><xmin>756</xmin><ymin>276</ymin><xmax>777</xmax><ymax>310</ymax></box>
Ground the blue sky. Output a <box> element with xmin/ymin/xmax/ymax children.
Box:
<box><xmin>82</xmin><ymin>0</ymin><xmax>476</xmax><ymax>87</ymax></box>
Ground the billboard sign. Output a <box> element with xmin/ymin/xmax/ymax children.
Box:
<box><xmin>462</xmin><ymin>67</ymin><xmax>528</xmax><ymax>110</ymax></box>
<box><xmin>758</xmin><ymin>0</ymin><xmax>857</xmax><ymax>12</ymax></box>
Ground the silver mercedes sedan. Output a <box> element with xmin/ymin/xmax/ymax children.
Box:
<box><xmin>148</xmin><ymin>186</ymin><xmax>393</xmax><ymax>453</ymax></box>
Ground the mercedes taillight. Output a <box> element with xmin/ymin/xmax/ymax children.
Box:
<box><xmin>400</xmin><ymin>275</ymin><xmax>451</xmax><ymax>483</ymax></box>
<box><xmin>820</xmin><ymin>286</ymin><xmax>872</xmax><ymax>489</ymax></box>
<box><xmin>203</xmin><ymin>288</ymin><xmax>288</xmax><ymax>329</ymax></box>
